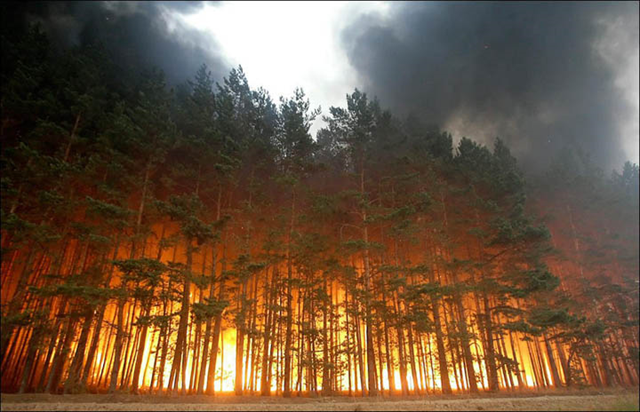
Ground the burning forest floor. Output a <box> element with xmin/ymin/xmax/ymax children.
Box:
<box><xmin>1</xmin><ymin>388</ymin><xmax>638</xmax><ymax>411</ymax></box>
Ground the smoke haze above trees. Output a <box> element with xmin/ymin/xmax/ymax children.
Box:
<box><xmin>3</xmin><ymin>1</ymin><xmax>637</xmax><ymax>174</ymax></box>
<box><xmin>1</xmin><ymin>1</ymin><xmax>231</xmax><ymax>85</ymax></box>
<box><xmin>340</xmin><ymin>2</ymin><xmax>638</xmax><ymax>173</ymax></box>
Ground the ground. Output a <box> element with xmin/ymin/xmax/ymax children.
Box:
<box><xmin>1</xmin><ymin>388</ymin><xmax>638</xmax><ymax>411</ymax></box>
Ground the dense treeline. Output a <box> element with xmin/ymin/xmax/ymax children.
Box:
<box><xmin>1</xmin><ymin>25</ymin><xmax>638</xmax><ymax>395</ymax></box>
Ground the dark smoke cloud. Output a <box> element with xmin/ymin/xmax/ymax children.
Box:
<box><xmin>11</xmin><ymin>1</ymin><xmax>229</xmax><ymax>85</ymax></box>
<box><xmin>342</xmin><ymin>2</ymin><xmax>639</xmax><ymax>173</ymax></box>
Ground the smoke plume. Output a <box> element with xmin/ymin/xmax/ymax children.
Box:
<box><xmin>4</xmin><ymin>1</ymin><xmax>230</xmax><ymax>85</ymax></box>
<box><xmin>341</xmin><ymin>2</ymin><xmax>639</xmax><ymax>172</ymax></box>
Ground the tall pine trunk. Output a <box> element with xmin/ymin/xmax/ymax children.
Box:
<box><xmin>360</xmin><ymin>161</ymin><xmax>377</xmax><ymax>396</ymax></box>
<box><xmin>283</xmin><ymin>189</ymin><xmax>295</xmax><ymax>397</ymax></box>
<box><xmin>206</xmin><ymin>251</ymin><xmax>226</xmax><ymax>394</ymax></box>
<box><xmin>64</xmin><ymin>309</ymin><xmax>94</xmax><ymax>393</ymax></box>
<box><xmin>482</xmin><ymin>292</ymin><xmax>500</xmax><ymax>392</ymax></box>
<box><xmin>432</xmin><ymin>296</ymin><xmax>452</xmax><ymax>394</ymax></box>
<box><xmin>169</xmin><ymin>243</ymin><xmax>193</xmax><ymax>393</ymax></box>
<box><xmin>109</xmin><ymin>299</ymin><xmax>126</xmax><ymax>393</ymax></box>
<box><xmin>46</xmin><ymin>315</ymin><xmax>77</xmax><ymax>393</ymax></box>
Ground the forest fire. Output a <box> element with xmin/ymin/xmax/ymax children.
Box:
<box><xmin>2</xmin><ymin>198</ymin><xmax>638</xmax><ymax>396</ymax></box>
<box><xmin>0</xmin><ymin>2</ymin><xmax>638</xmax><ymax>411</ymax></box>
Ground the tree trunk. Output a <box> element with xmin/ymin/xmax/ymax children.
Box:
<box><xmin>206</xmin><ymin>267</ymin><xmax>226</xmax><ymax>394</ymax></box>
<box><xmin>260</xmin><ymin>268</ymin><xmax>274</xmax><ymax>396</ymax></box>
<box><xmin>131</xmin><ymin>304</ymin><xmax>150</xmax><ymax>393</ymax></box>
<box><xmin>406</xmin><ymin>323</ymin><xmax>421</xmax><ymax>394</ymax></box>
<box><xmin>64</xmin><ymin>310</ymin><xmax>94</xmax><ymax>393</ymax></box>
<box><xmin>359</xmin><ymin>158</ymin><xmax>377</xmax><ymax>397</ymax></box>
<box><xmin>564</xmin><ymin>349</ymin><xmax>576</xmax><ymax>387</ymax></box>
<box><xmin>441</xmin><ymin>193</ymin><xmax>478</xmax><ymax>394</ymax></box>
<box><xmin>345</xmin><ymin>288</ymin><xmax>353</xmax><ymax>396</ymax></box>
<box><xmin>265</xmin><ymin>283</ymin><xmax>278</xmax><ymax>392</ymax></box>
<box><xmin>46</xmin><ymin>315</ymin><xmax>77</xmax><ymax>393</ymax></box>
<box><xmin>169</xmin><ymin>243</ymin><xmax>193</xmax><ymax>393</ymax></box>
<box><xmin>283</xmin><ymin>189</ymin><xmax>295</xmax><ymax>397</ymax></box>
<box><xmin>18</xmin><ymin>325</ymin><xmax>43</xmax><ymax>393</ymax></box>
<box><xmin>109</xmin><ymin>299</ymin><xmax>126</xmax><ymax>393</ymax></box>
<box><xmin>394</xmin><ymin>295</ymin><xmax>409</xmax><ymax>396</ymax></box>
<box><xmin>508</xmin><ymin>330</ymin><xmax>525</xmax><ymax>389</ymax></box>
<box><xmin>482</xmin><ymin>292</ymin><xmax>500</xmax><ymax>392</ymax></box>
<box><xmin>432</xmin><ymin>296</ymin><xmax>452</xmax><ymax>394</ymax></box>
<box><xmin>197</xmin><ymin>245</ymin><xmax>217</xmax><ymax>394</ymax></box>
<box><xmin>234</xmin><ymin>280</ymin><xmax>246</xmax><ymax>395</ymax></box>
<box><xmin>380</xmin><ymin>269</ymin><xmax>396</xmax><ymax>394</ymax></box>
<box><xmin>321</xmin><ymin>279</ymin><xmax>332</xmax><ymax>395</ymax></box>
<box><xmin>354</xmin><ymin>296</ymin><xmax>366</xmax><ymax>395</ymax></box>
<box><xmin>207</xmin><ymin>188</ymin><xmax>226</xmax><ymax>395</ymax></box>
<box><xmin>544</xmin><ymin>334</ymin><xmax>562</xmax><ymax>388</ymax></box>
<box><xmin>80</xmin><ymin>236</ymin><xmax>121</xmax><ymax>389</ymax></box>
